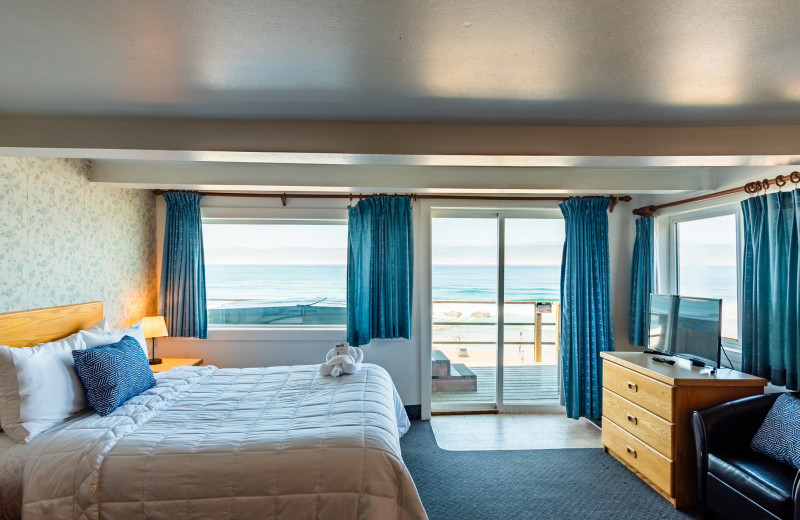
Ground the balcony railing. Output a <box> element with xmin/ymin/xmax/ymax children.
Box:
<box><xmin>432</xmin><ymin>300</ymin><xmax>560</xmax><ymax>363</ymax></box>
<box><xmin>431</xmin><ymin>300</ymin><xmax>561</xmax><ymax>402</ymax></box>
<box><xmin>207</xmin><ymin>298</ymin><xmax>345</xmax><ymax>326</ymax></box>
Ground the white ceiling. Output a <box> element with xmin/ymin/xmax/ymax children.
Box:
<box><xmin>3</xmin><ymin>1</ymin><xmax>800</xmax><ymax>198</ymax></box>
<box><xmin>3</xmin><ymin>0</ymin><xmax>800</xmax><ymax>124</ymax></box>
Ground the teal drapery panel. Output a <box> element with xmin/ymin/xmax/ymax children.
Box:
<box><xmin>160</xmin><ymin>192</ymin><xmax>207</xmax><ymax>339</ymax></box>
<box><xmin>346</xmin><ymin>196</ymin><xmax>413</xmax><ymax>347</ymax></box>
<box><xmin>741</xmin><ymin>190</ymin><xmax>800</xmax><ymax>389</ymax></box>
<box><xmin>559</xmin><ymin>197</ymin><xmax>614</xmax><ymax>420</ymax></box>
<box><xmin>628</xmin><ymin>216</ymin><xmax>655</xmax><ymax>346</ymax></box>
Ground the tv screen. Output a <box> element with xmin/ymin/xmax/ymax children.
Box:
<box><xmin>648</xmin><ymin>294</ymin><xmax>722</xmax><ymax>367</ymax></box>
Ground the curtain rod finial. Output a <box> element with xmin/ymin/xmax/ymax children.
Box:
<box><xmin>607</xmin><ymin>195</ymin><xmax>632</xmax><ymax>213</ymax></box>
<box><xmin>632</xmin><ymin>205</ymin><xmax>655</xmax><ymax>218</ymax></box>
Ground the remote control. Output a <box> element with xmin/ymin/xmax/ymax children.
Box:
<box><xmin>652</xmin><ymin>357</ymin><xmax>675</xmax><ymax>365</ymax></box>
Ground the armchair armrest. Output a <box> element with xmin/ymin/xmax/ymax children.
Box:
<box><xmin>691</xmin><ymin>393</ymin><xmax>779</xmax><ymax>504</ymax></box>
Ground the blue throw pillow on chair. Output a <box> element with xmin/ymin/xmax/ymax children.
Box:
<box><xmin>750</xmin><ymin>393</ymin><xmax>800</xmax><ymax>469</ymax></box>
<box><xmin>72</xmin><ymin>335</ymin><xmax>156</xmax><ymax>416</ymax></box>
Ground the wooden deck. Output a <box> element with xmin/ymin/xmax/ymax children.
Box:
<box><xmin>432</xmin><ymin>364</ymin><xmax>559</xmax><ymax>405</ymax></box>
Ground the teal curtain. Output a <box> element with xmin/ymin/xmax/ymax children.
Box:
<box><xmin>559</xmin><ymin>197</ymin><xmax>614</xmax><ymax>420</ymax></box>
<box><xmin>160</xmin><ymin>192</ymin><xmax>207</xmax><ymax>339</ymax></box>
<box><xmin>628</xmin><ymin>217</ymin><xmax>655</xmax><ymax>346</ymax></box>
<box><xmin>741</xmin><ymin>190</ymin><xmax>800</xmax><ymax>389</ymax></box>
<box><xmin>347</xmin><ymin>196</ymin><xmax>413</xmax><ymax>347</ymax></box>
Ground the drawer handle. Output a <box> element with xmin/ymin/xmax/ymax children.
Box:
<box><xmin>626</xmin><ymin>446</ymin><xmax>637</xmax><ymax>458</ymax></box>
<box><xmin>626</xmin><ymin>381</ymin><xmax>638</xmax><ymax>392</ymax></box>
<box><xmin>627</xmin><ymin>413</ymin><xmax>638</xmax><ymax>425</ymax></box>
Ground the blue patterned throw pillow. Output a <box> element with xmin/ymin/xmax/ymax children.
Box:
<box><xmin>750</xmin><ymin>393</ymin><xmax>800</xmax><ymax>469</ymax></box>
<box><xmin>72</xmin><ymin>335</ymin><xmax>156</xmax><ymax>416</ymax></box>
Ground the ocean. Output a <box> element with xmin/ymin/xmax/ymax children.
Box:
<box><xmin>206</xmin><ymin>263</ymin><xmax>739</xmax><ymax>337</ymax></box>
<box><xmin>206</xmin><ymin>264</ymin><xmax>737</xmax><ymax>305</ymax></box>
<box><xmin>206</xmin><ymin>264</ymin><xmax>348</xmax><ymax>307</ymax></box>
<box><xmin>205</xmin><ymin>264</ymin><xmax>563</xmax><ymax>306</ymax></box>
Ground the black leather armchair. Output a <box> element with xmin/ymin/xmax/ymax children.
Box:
<box><xmin>692</xmin><ymin>392</ymin><xmax>800</xmax><ymax>520</ymax></box>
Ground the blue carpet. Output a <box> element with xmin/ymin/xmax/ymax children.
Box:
<box><xmin>400</xmin><ymin>420</ymin><xmax>701</xmax><ymax>520</ymax></box>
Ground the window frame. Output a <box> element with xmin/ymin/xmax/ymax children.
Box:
<box><xmin>666</xmin><ymin>204</ymin><xmax>743</xmax><ymax>363</ymax></box>
<box><xmin>202</xmin><ymin>207</ymin><xmax>349</xmax><ymax>332</ymax></box>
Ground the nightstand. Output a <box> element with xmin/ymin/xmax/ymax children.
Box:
<box><xmin>150</xmin><ymin>358</ymin><xmax>204</xmax><ymax>373</ymax></box>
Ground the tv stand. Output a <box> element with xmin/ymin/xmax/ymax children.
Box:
<box><xmin>600</xmin><ymin>352</ymin><xmax>766</xmax><ymax>509</ymax></box>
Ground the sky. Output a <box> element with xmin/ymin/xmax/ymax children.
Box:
<box><xmin>676</xmin><ymin>214</ymin><xmax>737</xmax><ymax>266</ymax></box>
<box><xmin>432</xmin><ymin>218</ymin><xmax>565</xmax><ymax>265</ymax></box>
<box><xmin>203</xmin><ymin>214</ymin><xmax>736</xmax><ymax>267</ymax></box>
<box><xmin>203</xmin><ymin>223</ymin><xmax>348</xmax><ymax>265</ymax></box>
<box><xmin>204</xmin><ymin>218</ymin><xmax>568</xmax><ymax>266</ymax></box>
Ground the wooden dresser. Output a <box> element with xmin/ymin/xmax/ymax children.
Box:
<box><xmin>600</xmin><ymin>352</ymin><xmax>766</xmax><ymax>509</ymax></box>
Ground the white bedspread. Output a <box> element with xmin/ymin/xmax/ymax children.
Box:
<box><xmin>19</xmin><ymin>364</ymin><xmax>426</xmax><ymax>520</ymax></box>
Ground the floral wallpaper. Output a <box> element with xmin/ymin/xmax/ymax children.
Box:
<box><xmin>0</xmin><ymin>156</ymin><xmax>156</xmax><ymax>328</ymax></box>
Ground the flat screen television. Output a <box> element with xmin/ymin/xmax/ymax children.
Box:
<box><xmin>647</xmin><ymin>294</ymin><xmax>722</xmax><ymax>368</ymax></box>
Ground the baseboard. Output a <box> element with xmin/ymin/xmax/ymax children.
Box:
<box><xmin>405</xmin><ymin>405</ymin><xmax>421</xmax><ymax>420</ymax></box>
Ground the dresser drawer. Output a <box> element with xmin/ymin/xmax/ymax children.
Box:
<box><xmin>603</xmin><ymin>419</ymin><xmax>674</xmax><ymax>495</ymax></box>
<box><xmin>602</xmin><ymin>388</ymin><xmax>674</xmax><ymax>456</ymax></box>
<box><xmin>603</xmin><ymin>361</ymin><xmax>673</xmax><ymax>420</ymax></box>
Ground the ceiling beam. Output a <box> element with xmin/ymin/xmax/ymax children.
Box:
<box><xmin>2</xmin><ymin>116</ymin><xmax>800</xmax><ymax>164</ymax></box>
<box><xmin>90</xmin><ymin>161</ymin><xmax>710</xmax><ymax>194</ymax></box>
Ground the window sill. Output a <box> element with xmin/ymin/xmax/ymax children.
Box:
<box><xmin>206</xmin><ymin>327</ymin><xmax>346</xmax><ymax>342</ymax></box>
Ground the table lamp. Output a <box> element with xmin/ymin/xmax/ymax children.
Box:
<box><xmin>142</xmin><ymin>316</ymin><xmax>168</xmax><ymax>365</ymax></box>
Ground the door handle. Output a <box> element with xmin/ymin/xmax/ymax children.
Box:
<box><xmin>627</xmin><ymin>413</ymin><xmax>638</xmax><ymax>425</ymax></box>
<box><xmin>626</xmin><ymin>446</ymin><xmax>637</xmax><ymax>458</ymax></box>
<box><xmin>626</xmin><ymin>381</ymin><xmax>638</xmax><ymax>392</ymax></box>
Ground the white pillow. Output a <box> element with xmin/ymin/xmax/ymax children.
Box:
<box><xmin>0</xmin><ymin>333</ymin><xmax>88</xmax><ymax>443</ymax></box>
<box><xmin>79</xmin><ymin>321</ymin><xmax>148</xmax><ymax>359</ymax></box>
<box><xmin>92</xmin><ymin>317</ymin><xmax>111</xmax><ymax>333</ymax></box>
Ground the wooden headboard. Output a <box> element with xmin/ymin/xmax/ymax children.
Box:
<box><xmin>0</xmin><ymin>302</ymin><xmax>103</xmax><ymax>348</ymax></box>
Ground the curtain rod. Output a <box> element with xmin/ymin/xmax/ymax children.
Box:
<box><xmin>632</xmin><ymin>171</ymin><xmax>800</xmax><ymax>217</ymax></box>
<box><xmin>152</xmin><ymin>190</ymin><xmax>632</xmax><ymax>212</ymax></box>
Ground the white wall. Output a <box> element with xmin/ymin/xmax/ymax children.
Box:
<box><xmin>609</xmin><ymin>204</ymin><xmax>636</xmax><ymax>352</ymax></box>
<box><xmin>158</xmin><ymin>328</ymin><xmax>423</xmax><ymax>403</ymax></box>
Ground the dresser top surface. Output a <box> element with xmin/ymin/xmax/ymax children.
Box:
<box><xmin>600</xmin><ymin>351</ymin><xmax>767</xmax><ymax>387</ymax></box>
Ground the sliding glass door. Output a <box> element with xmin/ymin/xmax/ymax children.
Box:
<box><xmin>431</xmin><ymin>212</ymin><xmax>565</xmax><ymax>412</ymax></box>
<box><xmin>501</xmin><ymin>218</ymin><xmax>563</xmax><ymax>405</ymax></box>
<box><xmin>431</xmin><ymin>217</ymin><xmax>498</xmax><ymax>409</ymax></box>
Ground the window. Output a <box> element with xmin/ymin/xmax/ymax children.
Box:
<box><xmin>203</xmin><ymin>221</ymin><xmax>347</xmax><ymax>327</ymax></box>
<box><xmin>673</xmin><ymin>212</ymin><xmax>739</xmax><ymax>342</ymax></box>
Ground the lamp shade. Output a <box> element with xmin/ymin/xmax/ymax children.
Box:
<box><xmin>141</xmin><ymin>316</ymin><xmax>169</xmax><ymax>339</ymax></box>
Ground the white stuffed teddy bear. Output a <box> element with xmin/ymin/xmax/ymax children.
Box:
<box><xmin>319</xmin><ymin>342</ymin><xmax>364</xmax><ymax>377</ymax></box>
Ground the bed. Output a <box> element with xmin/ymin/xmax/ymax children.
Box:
<box><xmin>0</xmin><ymin>302</ymin><xmax>426</xmax><ymax>520</ymax></box>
